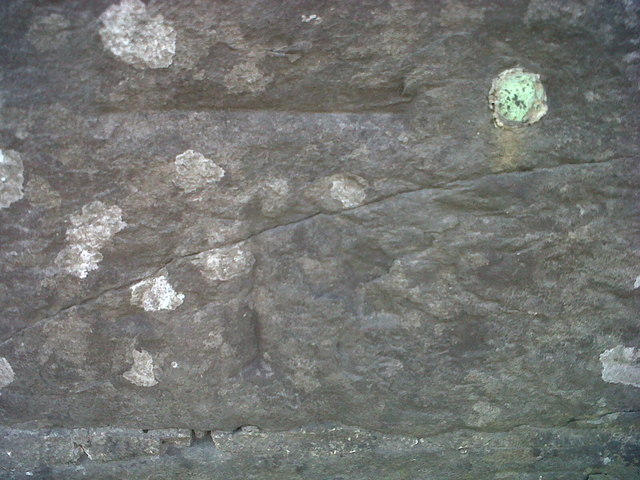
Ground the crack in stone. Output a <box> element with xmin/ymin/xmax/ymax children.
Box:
<box><xmin>98</xmin><ymin>101</ymin><xmax>413</xmax><ymax>115</ymax></box>
<box><xmin>0</xmin><ymin>155</ymin><xmax>632</xmax><ymax>348</ymax></box>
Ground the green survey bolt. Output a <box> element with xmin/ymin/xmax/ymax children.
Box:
<box><xmin>488</xmin><ymin>68</ymin><xmax>548</xmax><ymax>128</ymax></box>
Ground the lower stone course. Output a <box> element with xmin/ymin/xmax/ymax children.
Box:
<box><xmin>1</xmin><ymin>415</ymin><xmax>638</xmax><ymax>479</ymax></box>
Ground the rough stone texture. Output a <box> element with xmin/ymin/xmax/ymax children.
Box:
<box><xmin>0</xmin><ymin>0</ymin><xmax>639</xmax><ymax>478</ymax></box>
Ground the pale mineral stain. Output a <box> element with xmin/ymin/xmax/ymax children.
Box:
<box><xmin>329</xmin><ymin>176</ymin><xmax>366</xmax><ymax>208</ymax></box>
<box><xmin>174</xmin><ymin>149</ymin><xmax>225</xmax><ymax>193</ymax></box>
<box><xmin>193</xmin><ymin>244</ymin><xmax>255</xmax><ymax>282</ymax></box>
<box><xmin>123</xmin><ymin>349</ymin><xmax>158</xmax><ymax>387</ymax></box>
<box><xmin>600</xmin><ymin>345</ymin><xmax>640</xmax><ymax>388</ymax></box>
<box><xmin>0</xmin><ymin>149</ymin><xmax>24</xmax><ymax>209</ymax></box>
<box><xmin>130</xmin><ymin>275</ymin><xmax>184</xmax><ymax>311</ymax></box>
<box><xmin>99</xmin><ymin>0</ymin><xmax>176</xmax><ymax>69</ymax></box>
<box><xmin>55</xmin><ymin>201</ymin><xmax>126</xmax><ymax>278</ymax></box>
<box><xmin>0</xmin><ymin>357</ymin><xmax>15</xmax><ymax>389</ymax></box>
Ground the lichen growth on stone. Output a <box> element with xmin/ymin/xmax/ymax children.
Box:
<box><xmin>600</xmin><ymin>345</ymin><xmax>640</xmax><ymax>388</ymax></box>
<box><xmin>130</xmin><ymin>275</ymin><xmax>184</xmax><ymax>311</ymax></box>
<box><xmin>99</xmin><ymin>0</ymin><xmax>176</xmax><ymax>69</ymax></box>
<box><xmin>123</xmin><ymin>349</ymin><xmax>158</xmax><ymax>387</ymax></box>
<box><xmin>0</xmin><ymin>357</ymin><xmax>15</xmax><ymax>389</ymax></box>
<box><xmin>488</xmin><ymin>68</ymin><xmax>548</xmax><ymax>128</ymax></box>
<box><xmin>0</xmin><ymin>149</ymin><xmax>24</xmax><ymax>209</ymax></box>
<box><xmin>193</xmin><ymin>244</ymin><xmax>255</xmax><ymax>282</ymax></box>
<box><xmin>55</xmin><ymin>201</ymin><xmax>126</xmax><ymax>278</ymax></box>
<box><xmin>174</xmin><ymin>149</ymin><xmax>225</xmax><ymax>193</ymax></box>
<box><xmin>329</xmin><ymin>176</ymin><xmax>367</xmax><ymax>208</ymax></box>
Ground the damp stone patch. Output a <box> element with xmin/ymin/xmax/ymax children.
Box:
<box><xmin>488</xmin><ymin>68</ymin><xmax>548</xmax><ymax>128</ymax></box>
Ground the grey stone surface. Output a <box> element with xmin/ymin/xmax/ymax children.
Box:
<box><xmin>0</xmin><ymin>415</ymin><xmax>639</xmax><ymax>479</ymax></box>
<box><xmin>0</xmin><ymin>0</ymin><xmax>639</xmax><ymax>478</ymax></box>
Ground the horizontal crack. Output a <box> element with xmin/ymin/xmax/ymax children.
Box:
<box><xmin>0</xmin><ymin>155</ymin><xmax>633</xmax><ymax>347</ymax></box>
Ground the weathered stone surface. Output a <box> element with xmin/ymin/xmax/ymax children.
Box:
<box><xmin>0</xmin><ymin>427</ymin><xmax>191</xmax><ymax>472</ymax></box>
<box><xmin>0</xmin><ymin>0</ymin><xmax>638</xmax><ymax>477</ymax></box>
<box><xmin>0</xmin><ymin>415</ymin><xmax>638</xmax><ymax>479</ymax></box>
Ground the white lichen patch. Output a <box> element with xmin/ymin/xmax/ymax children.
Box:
<box><xmin>301</xmin><ymin>14</ymin><xmax>322</xmax><ymax>24</ymax></box>
<box><xmin>634</xmin><ymin>275</ymin><xmax>640</xmax><ymax>289</ymax></box>
<box><xmin>193</xmin><ymin>244</ymin><xmax>255</xmax><ymax>282</ymax></box>
<box><xmin>26</xmin><ymin>13</ymin><xmax>71</xmax><ymax>52</ymax></box>
<box><xmin>0</xmin><ymin>149</ymin><xmax>24</xmax><ymax>209</ymax></box>
<box><xmin>174</xmin><ymin>149</ymin><xmax>225</xmax><ymax>193</ymax></box>
<box><xmin>329</xmin><ymin>176</ymin><xmax>367</xmax><ymax>208</ymax></box>
<box><xmin>123</xmin><ymin>349</ymin><xmax>158</xmax><ymax>387</ymax></box>
<box><xmin>224</xmin><ymin>61</ymin><xmax>272</xmax><ymax>94</ymax></box>
<box><xmin>600</xmin><ymin>345</ymin><xmax>640</xmax><ymax>388</ymax></box>
<box><xmin>55</xmin><ymin>201</ymin><xmax>126</xmax><ymax>278</ymax></box>
<box><xmin>130</xmin><ymin>275</ymin><xmax>184</xmax><ymax>311</ymax></box>
<box><xmin>0</xmin><ymin>357</ymin><xmax>15</xmax><ymax>389</ymax></box>
<box><xmin>99</xmin><ymin>0</ymin><xmax>176</xmax><ymax>69</ymax></box>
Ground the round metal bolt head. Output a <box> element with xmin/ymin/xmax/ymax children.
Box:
<box><xmin>488</xmin><ymin>68</ymin><xmax>548</xmax><ymax>128</ymax></box>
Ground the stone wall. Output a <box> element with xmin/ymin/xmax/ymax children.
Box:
<box><xmin>0</xmin><ymin>0</ymin><xmax>638</xmax><ymax>478</ymax></box>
